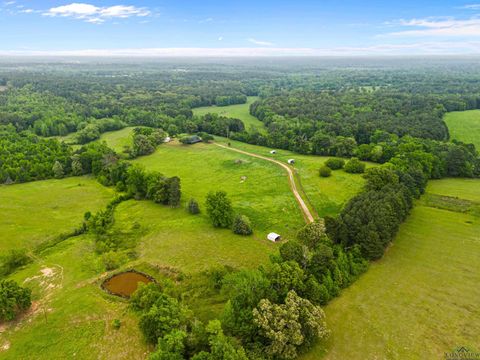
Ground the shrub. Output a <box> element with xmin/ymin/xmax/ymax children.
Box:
<box><xmin>187</xmin><ymin>198</ymin><xmax>200</xmax><ymax>214</ymax></box>
<box><xmin>325</xmin><ymin>158</ymin><xmax>345</xmax><ymax>170</ymax></box>
<box><xmin>102</xmin><ymin>251</ymin><xmax>128</xmax><ymax>271</ymax></box>
<box><xmin>344</xmin><ymin>157</ymin><xmax>366</xmax><ymax>174</ymax></box>
<box><xmin>319</xmin><ymin>165</ymin><xmax>332</xmax><ymax>177</ymax></box>
<box><xmin>112</xmin><ymin>319</ymin><xmax>121</xmax><ymax>329</ymax></box>
<box><xmin>205</xmin><ymin>265</ymin><xmax>234</xmax><ymax>290</ymax></box>
<box><xmin>0</xmin><ymin>248</ymin><xmax>31</xmax><ymax>276</ymax></box>
<box><xmin>0</xmin><ymin>280</ymin><xmax>32</xmax><ymax>321</ymax></box>
<box><xmin>232</xmin><ymin>215</ymin><xmax>253</xmax><ymax>235</ymax></box>
<box><xmin>130</xmin><ymin>283</ymin><xmax>164</xmax><ymax>312</ymax></box>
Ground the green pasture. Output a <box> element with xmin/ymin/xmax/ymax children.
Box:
<box><xmin>1</xmin><ymin>234</ymin><xmax>149</xmax><ymax>360</ymax></box>
<box><xmin>192</xmin><ymin>96</ymin><xmax>266</xmax><ymax>133</ymax></box>
<box><xmin>444</xmin><ymin>110</ymin><xmax>480</xmax><ymax>149</ymax></box>
<box><xmin>214</xmin><ymin>137</ymin><xmax>369</xmax><ymax>217</ymax></box>
<box><xmin>0</xmin><ymin>177</ymin><xmax>113</xmax><ymax>252</ymax></box>
<box><xmin>303</xmin><ymin>178</ymin><xmax>480</xmax><ymax>360</ymax></box>
<box><xmin>133</xmin><ymin>140</ymin><xmax>304</xmax><ymax>239</ymax></box>
<box><xmin>97</xmin><ymin>126</ymin><xmax>137</xmax><ymax>153</ymax></box>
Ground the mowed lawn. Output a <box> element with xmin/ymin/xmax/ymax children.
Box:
<box><xmin>444</xmin><ymin>110</ymin><xmax>480</xmax><ymax>149</ymax></box>
<box><xmin>0</xmin><ymin>177</ymin><xmax>114</xmax><ymax>252</ymax></box>
<box><xmin>303</xmin><ymin>178</ymin><xmax>480</xmax><ymax>360</ymax></box>
<box><xmin>193</xmin><ymin>96</ymin><xmax>267</xmax><ymax>133</ymax></box>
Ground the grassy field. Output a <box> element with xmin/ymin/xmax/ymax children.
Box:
<box><xmin>444</xmin><ymin>110</ymin><xmax>480</xmax><ymax>149</ymax></box>
<box><xmin>115</xmin><ymin>200</ymin><xmax>275</xmax><ymax>272</ymax></box>
<box><xmin>1</xmin><ymin>234</ymin><xmax>149</xmax><ymax>360</ymax></box>
<box><xmin>97</xmin><ymin>127</ymin><xmax>137</xmax><ymax>153</ymax></box>
<box><xmin>96</xmin><ymin>129</ymin><xmax>368</xmax><ymax>218</ymax></box>
<box><xmin>214</xmin><ymin>137</ymin><xmax>369</xmax><ymax>217</ymax></box>
<box><xmin>133</xmin><ymin>140</ymin><xmax>304</xmax><ymax>240</ymax></box>
<box><xmin>0</xmin><ymin>132</ymin><xmax>372</xmax><ymax>359</ymax></box>
<box><xmin>427</xmin><ymin>178</ymin><xmax>480</xmax><ymax>202</ymax></box>
<box><xmin>0</xmin><ymin>177</ymin><xmax>114</xmax><ymax>252</ymax></box>
<box><xmin>192</xmin><ymin>96</ymin><xmax>266</xmax><ymax>133</ymax></box>
<box><xmin>303</xmin><ymin>178</ymin><xmax>480</xmax><ymax>360</ymax></box>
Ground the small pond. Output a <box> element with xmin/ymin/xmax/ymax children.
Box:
<box><xmin>102</xmin><ymin>270</ymin><xmax>153</xmax><ymax>298</ymax></box>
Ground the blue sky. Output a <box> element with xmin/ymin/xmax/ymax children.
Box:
<box><xmin>1</xmin><ymin>0</ymin><xmax>480</xmax><ymax>55</ymax></box>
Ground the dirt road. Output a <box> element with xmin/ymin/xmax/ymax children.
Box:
<box><xmin>214</xmin><ymin>143</ymin><xmax>315</xmax><ymax>223</ymax></box>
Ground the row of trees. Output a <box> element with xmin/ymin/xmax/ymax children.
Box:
<box><xmin>215</xmin><ymin>95</ymin><xmax>247</xmax><ymax>107</ymax></box>
<box><xmin>326</xmin><ymin>156</ymin><xmax>430</xmax><ymax>260</ymax></box>
<box><xmin>82</xmin><ymin>160</ymin><xmax>181</xmax><ymax>269</ymax></box>
<box><xmin>231</xmin><ymin>128</ymin><xmax>480</xmax><ymax>178</ymax></box>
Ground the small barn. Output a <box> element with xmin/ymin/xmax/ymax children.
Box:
<box><xmin>270</xmin><ymin>150</ymin><xmax>277</xmax><ymax>154</ymax></box>
<box><xmin>267</xmin><ymin>232</ymin><xmax>281</xmax><ymax>242</ymax></box>
<box><xmin>287</xmin><ymin>159</ymin><xmax>295</xmax><ymax>164</ymax></box>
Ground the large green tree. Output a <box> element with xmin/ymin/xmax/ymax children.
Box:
<box><xmin>205</xmin><ymin>191</ymin><xmax>233</xmax><ymax>228</ymax></box>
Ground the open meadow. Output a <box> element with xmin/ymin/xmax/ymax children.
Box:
<box><xmin>444</xmin><ymin>110</ymin><xmax>480</xmax><ymax>149</ymax></box>
<box><xmin>214</xmin><ymin>138</ymin><xmax>369</xmax><ymax>217</ymax></box>
<box><xmin>302</xmin><ymin>178</ymin><xmax>480</xmax><ymax>360</ymax></box>
<box><xmin>1</xmin><ymin>233</ymin><xmax>149</xmax><ymax>360</ymax></box>
<box><xmin>0</xmin><ymin>177</ymin><xmax>114</xmax><ymax>252</ymax></box>
<box><xmin>192</xmin><ymin>97</ymin><xmax>266</xmax><ymax>133</ymax></box>
<box><xmin>97</xmin><ymin>127</ymin><xmax>138</xmax><ymax>153</ymax></box>
<box><xmin>133</xmin><ymin>140</ymin><xmax>304</xmax><ymax>239</ymax></box>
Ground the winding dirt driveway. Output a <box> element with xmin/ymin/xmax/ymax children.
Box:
<box><xmin>214</xmin><ymin>143</ymin><xmax>315</xmax><ymax>223</ymax></box>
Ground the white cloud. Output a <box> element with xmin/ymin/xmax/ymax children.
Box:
<box><xmin>3</xmin><ymin>1</ymin><xmax>16</xmax><ymax>5</ymax></box>
<box><xmin>19</xmin><ymin>8</ymin><xmax>34</xmax><ymax>13</ymax></box>
<box><xmin>463</xmin><ymin>4</ymin><xmax>480</xmax><ymax>10</ymax></box>
<box><xmin>199</xmin><ymin>17</ymin><xmax>213</xmax><ymax>24</ymax></box>
<box><xmin>99</xmin><ymin>5</ymin><xmax>149</xmax><ymax>18</ymax></box>
<box><xmin>43</xmin><ymin>3</ymin><xmax>150</xmax><ymax>23</ymax></box>
<box><xmin>2</xmin><ymin>42</ymin><xmax>480</xmax><ymax>57</ymax></box>
<box><xmin>384</xmin><ymin>17</ymin><xmax>480</xmax><ymax>37</ymax></box>
<box><xmin>218</xmin><ymin>36</ymin><xmax>223</xmax><ymax>41</ymax></box>
<box><xmin>248</xmin><ymin>38</ymin><xmax>274</xmax><ymax>46</ymax></box>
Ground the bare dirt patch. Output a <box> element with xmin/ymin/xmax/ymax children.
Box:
<box><xmin>0</xmin><ymin>340</ymin><xmax>10</xmax><ymax>352</ymax></box>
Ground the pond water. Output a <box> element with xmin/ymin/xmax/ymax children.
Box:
<box><xmin>102</xmin><ymin>271</ymin><xmax>152</xmax><ymax>298</ymax></box>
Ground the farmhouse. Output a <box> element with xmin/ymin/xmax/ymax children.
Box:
<box><xmin>287</xmin><ymin>159</ymin><xmax>295</xmax><ymax>164</ymax></box>
<box><xmin>267</xmin><ymin>232</ymin><xmax>281</xmax><ymax>242</ymax></box>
